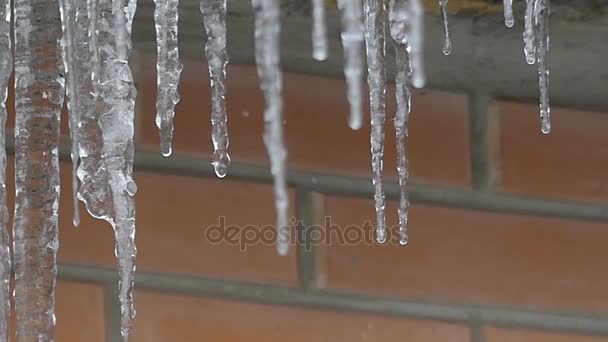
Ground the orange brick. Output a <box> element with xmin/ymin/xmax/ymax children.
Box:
<box><xmin>485</xmin><ymin>326</ymin><xmax>608</xmax><ymax>342</ymax></box>
<box><xmin>55</xmin><ymin>281</ymin><xmax>106</xmax><ymax>342</ymax></box>
<box><xmin>6</xmin><ymin>157</ymin><xmax>298</xmax><ymax>285</ymax></box>
<box><xmin>134</xmin><ymin>51</ymin><xmax>470</xmax><ymax>186</ymax></box>
<box><xmin>132</xmin><ymin>291</ymin><xmax>470</xmax><ymax>341</ymax></box>
<box><xmin>495</xmin><ymin>101</ymin><xmax>608</xmax><ymax>202</ymax></box>
<box><xmin>320</xmin><ymin>196</ymin><xmax>608</xmax><ymax>313</ymax></box>
<box><xmin>10</xmin><ymin>281</ymin><xmax>106</xmax><ymax>341</ymax></box>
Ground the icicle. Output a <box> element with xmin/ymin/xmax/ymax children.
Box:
<box><xmin>13</xmin><ymin>0</ymin><xmax>64</xmax><ymax>338</ymax></box>
<box><xmin>337</xmin><ymin>0</ymin><xmax>364</xmax><ymax>130</ymax></box>
<box><xmin>503</xmin><ymin>0</ymin><xmax>514</xmax><ymax>28</ymax></box>
<box><xmin>438</xmin><ymin>0</ymin><xmax>451</xmax><ymax>55</ymax></box>
<box><xmin>125</xmin><ymin>0</ymin><xmax>137</xmax><ymax>33</ymax></box>
<box><xmin>59</xmin><ymin>0</ymin><xmax>82</xmax><ymax>227</ymax></box>
<box><xmin>78</xmin><ymin>0</ymin><xmax>138</xmax><ymax>338</ymax></box>
<box><xmin>523</xmin><ymin>0</ymin><xmax>536</xmax><ymax>64</ymax></box>
<box><xmin>0</xmin><ymin>0</ymin><xmax>10</xmax><ymax>338</ymax></box>
<box><xmin>364</xmin><ymin>0</ymin><xmax>387</xmax><ymax>244</ymax></box>
<box><xmin>389</xmin><ymin>0</ymin><xmax>413</xmax><ymax>245</ymax></box>
<box><xmin>312</xmin><ymin>0</ymin><xmax>328</xmax><ymax>61</ymax></box>
<box><xmin>252</xmin><ymin>0</ymin><xmax>290</xmax><ymax>255</ymax></box>
<box><xmin>154</xmin><ymin>0</ymin><xmax>183</xmax><ymax>156</ymax></box>
<box><xmin>201</xmin><ymin>0</ymin><xmax>230</xmax><ymax>178</ymax></box>
<box><xmin>388</xmin><ymin>0</ymin><xmax>424</xmax><ymax>88</ymax></box>
<box><xmin>535</xmin><ymin>0</ymin><xmax>550</xmax><ymax>134</ymax></box>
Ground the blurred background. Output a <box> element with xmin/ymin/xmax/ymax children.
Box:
<box><xmin>8</xmin><ymin>0</ymin><xmax>608</xmax><ymax>341</ymax></box>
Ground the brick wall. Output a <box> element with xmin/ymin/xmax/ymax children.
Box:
<box><xmin>7</xmin><ymin>50</ymin><xmax>608</xmax><ymax>341</ymax></box>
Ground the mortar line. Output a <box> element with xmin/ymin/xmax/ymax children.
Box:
<box><xmin>295</xmin><ymin>189</ymin><xmax>317</xmax><ymax>289</ymax></box>
<box><xmin>57</xmin><ymin>263</ymin><xmax>608</xmax><ymax>337</ymax></box>
<box><xmin>468</xmin><ymin>93</ymin><xmax>494</xmax><ymax>191</ymax></box>
<box><xmin>129</xmin><ymin>150</ymin><xmax>608</xmax><ymax>223</ymax></box>
<box><xmin>5</xmin><ymin>134</ymin><xmax>607</xmax><ymax>223</ymax></box>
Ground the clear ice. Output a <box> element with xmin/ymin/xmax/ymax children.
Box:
<box><xmin>535</xmin><ymin>0</ymin><xmax>550</xmax><ymax>134</ymax></box>
<box><xmin>252</xmin><ymin>0</ymin><xmax>290</xmax><ymax>255</ymax></box>
<box><xmin>80</xmin><ymin>0</ymin><xmax>138</xmax><ymax>338</ymax></box>
<box><xmin>0</xmin><ymin>0</ymin><xmax>9</xmax><ymax>338</ymax></box>
<box><xmin>388</xmin><ymin>0</ymin><xmax>424</xmax><ymax>88</ymax></box>
<box><xmin>523</xmin><ymin>0</ymin><xmax>536</xmax><ymax>64</ymax></box>
<box><xmin>389</xmin><ymin>0</ymin><xmax>413</xmax><ymax>245</ymax></box>
<box><xmin>503</xmin><ymin>0</ymin><xmax>514</xmax><ymax>28</ymax></box>
<box><xmin>337</xmin><ymin>0</ymin><xmax>365</xmax><ymax>130</ymax></box>
<box><xmin>154</xmin><ymin>0</ymin><xmax>182</xmax><ymax>157</ymax></box>
<box><xmin>201</xmin><ymin>0</ymin><xmax>230</xmax><ymax>178</ymax></box>
<box><xmin>312</xmin><ymin>0</ymin><xmax>328</xmax><ymax>61</ymax></box>
<box><xmin>438</xmin><ymin>0</ymin><xmax>451</xmax><ymax>55</ymax></box>
<box><xmin>59</xmin><ymin>0</ymin><xmax>83</xmax><ymax>227</ymax></box>
<box><xmin>13</xmin><ymin>0</ymin><xmax>65</xmax><ymax>338</ymax></box>
<box><xmin>364</xmin><ymin>0</ymin><xmax>387</xmax><ymax>244</ymax></box>
<box><xmin>523</xmin><ymin>0</ymin><xmax>551</xmax><ymax>133</ymax></box>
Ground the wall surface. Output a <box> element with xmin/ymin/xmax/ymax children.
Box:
<box><xmin>6</xmin><ymin>47</ymin><xmax>608</xmax><ymax>341</ymax></box>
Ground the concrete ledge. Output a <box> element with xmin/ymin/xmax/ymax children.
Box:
<box><xmin>131</xmin><ymin>0</ymin><xmax>608</xmax><ymax>112</ymax></box>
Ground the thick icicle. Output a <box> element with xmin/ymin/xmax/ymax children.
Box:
<box><xmin>80</xmin><ymin>0</ymin><xmax>138</xmax><ymax>338</ymax></box>
<box><xmin>59</xmin><ymin>0</ymin><xmax>82</xmax><ymax>227</ymax></box>
<box><xmin>523</xmin><ymin>0</ymin><xmax>536</xmax><ymax>64</ymax></box>
<box><xmin>438</xmin><ymin>0</ymin><xmax>451</xmax><ymax>55</ymax></box>
<box><xmin>312</xmin><ymin>0</ymin><xmax>328</xmax><ymax>61</ymax></box>
<box><xmin>13</xmin><ymin>0</ymin><xmax>65</xmax><ymax>338</ymax></box>
<box><xmin>252</xmin><ymin>0</ymin><xmax>290</xmax><ymax>255</ymax></box>
<box><xmin>364</xmin><ymin>0</ymin><xmax>387</xmax><ymax>244</ymax></box>
<box><xmin>0</xmin><ymin>0</ymin><xmax>10</xmax><ymax>339</ymax></box>
<box><xmin>201</xmin><ymin>0</ymin><xmax>230</xmax><ymax>178</ymax></box>
<box><xmin>154</xmin><ymin>0</ymin><xmax>183</xmax><ymax>156</ymax></box>
<box><xmin>503</xmin><ymin>0</ymin><xmax>514</xmax><ymax>28</ymax></box>
<box><xmin>337</xmin><ymin>0</ymin><xmax>365</xmax><ymax>130</ymax></box>
<box><xmin>535</xmin><ymin>0</ymin><xmax>550</xmax><ymax>134</ymax></box>
<box><xmin>389</xmin><ymin>0</ymin><xmax>413</xmax><ymax>245</ymax></box>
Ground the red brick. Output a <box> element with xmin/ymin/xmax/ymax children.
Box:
<box><xmin>485</xmin><ymin>326</ymin><xmax>608</xmax><ymax>342</ymax></box>
<box><xmin>134</xmin><ymin>51</ymin><xmax>470</xmax><ymax>186</ymax></box>
<box><xmin>320</xmin><ymin>195</ymin><xmax>608</xmax><ymax>313</ymax></box>
<box><xmin>132</xmin><ymin>291</ymin><xmax>470</xmax><ymax>341</ymax></box>
<box><xmin>495</xmin><ymin>101</ymin><xmax>608</xmax><ymax>202</ymax></box>
<box><xmin>6</xmin><ymin>158</ymin><xmax>298</xmax><ymax>285</ymax></box>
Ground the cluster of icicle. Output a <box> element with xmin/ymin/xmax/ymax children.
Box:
<box><xmin>0</xmin><ymin>0</ymin><xmax>552</xmax><ymax>340</ymax></box>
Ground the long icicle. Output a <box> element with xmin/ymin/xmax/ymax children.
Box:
<box><xmin>201</xmin><ymin>0</ymin><xmax>230</xmax><ymax>178</ymax></box>
<box><xmin>0</xmin><ymin>0</ymin><xmax>10</xmax><ymax>338</ymax></box>
<box><xmin>88</xmin><ymin>0</ymin><xmax>138</xmax><ymax>338</ymax></box>
<box><xmin>364</xmin><ymin>0</ymin><xmax>387</xmax><ymax>244</ymax></box>
<box><xmin>503</xmin><ymin>0</ymin><xmax>514</xmax><ymax>28</ymax></box>
<box><xmin>13</xmin><ymin>0</ymin><xmax>65</xmax><ymax>338</ymax></box>
<box><xmin>154</xmin><ymin>0</ymin><xmax>183</xmax><ymax>156</ymax></box>
<box><xmin>312</xmin><ymin>0</ymin><xmax>328</xmax><ymax>61</ymax></box>
<box><xmin>535</xmin><ymin>0</ymin><xmax>550</xmax><ymax>134</ymax></box>
<box><xmin>59</xmin><ymin>0</ymin><xmax>82</xmax><ymax>227</ymax></box>
<box><xmin>389</xmin><ymin>0</ymin><xmax>413</xmax><ymax>245</ymax></box>
<box><xmin>337</xmin><ymin>0</ymin><xmax>365</xmax><ymax>130</ymax></box>
<box><xmin>438</xmin><ymin>0</ymin><xmax>451</xmax><ymax>55</ymax></box>
<box><xmin>252</xmin><ymin>0</ymin><xmax>290</xmax><ymax>255</ymax></box>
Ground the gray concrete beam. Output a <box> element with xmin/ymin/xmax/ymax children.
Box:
<box><xmin>132</xmin><ymin>0</ymin><xmax>608</xmax><ymax>112</ymax></box>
